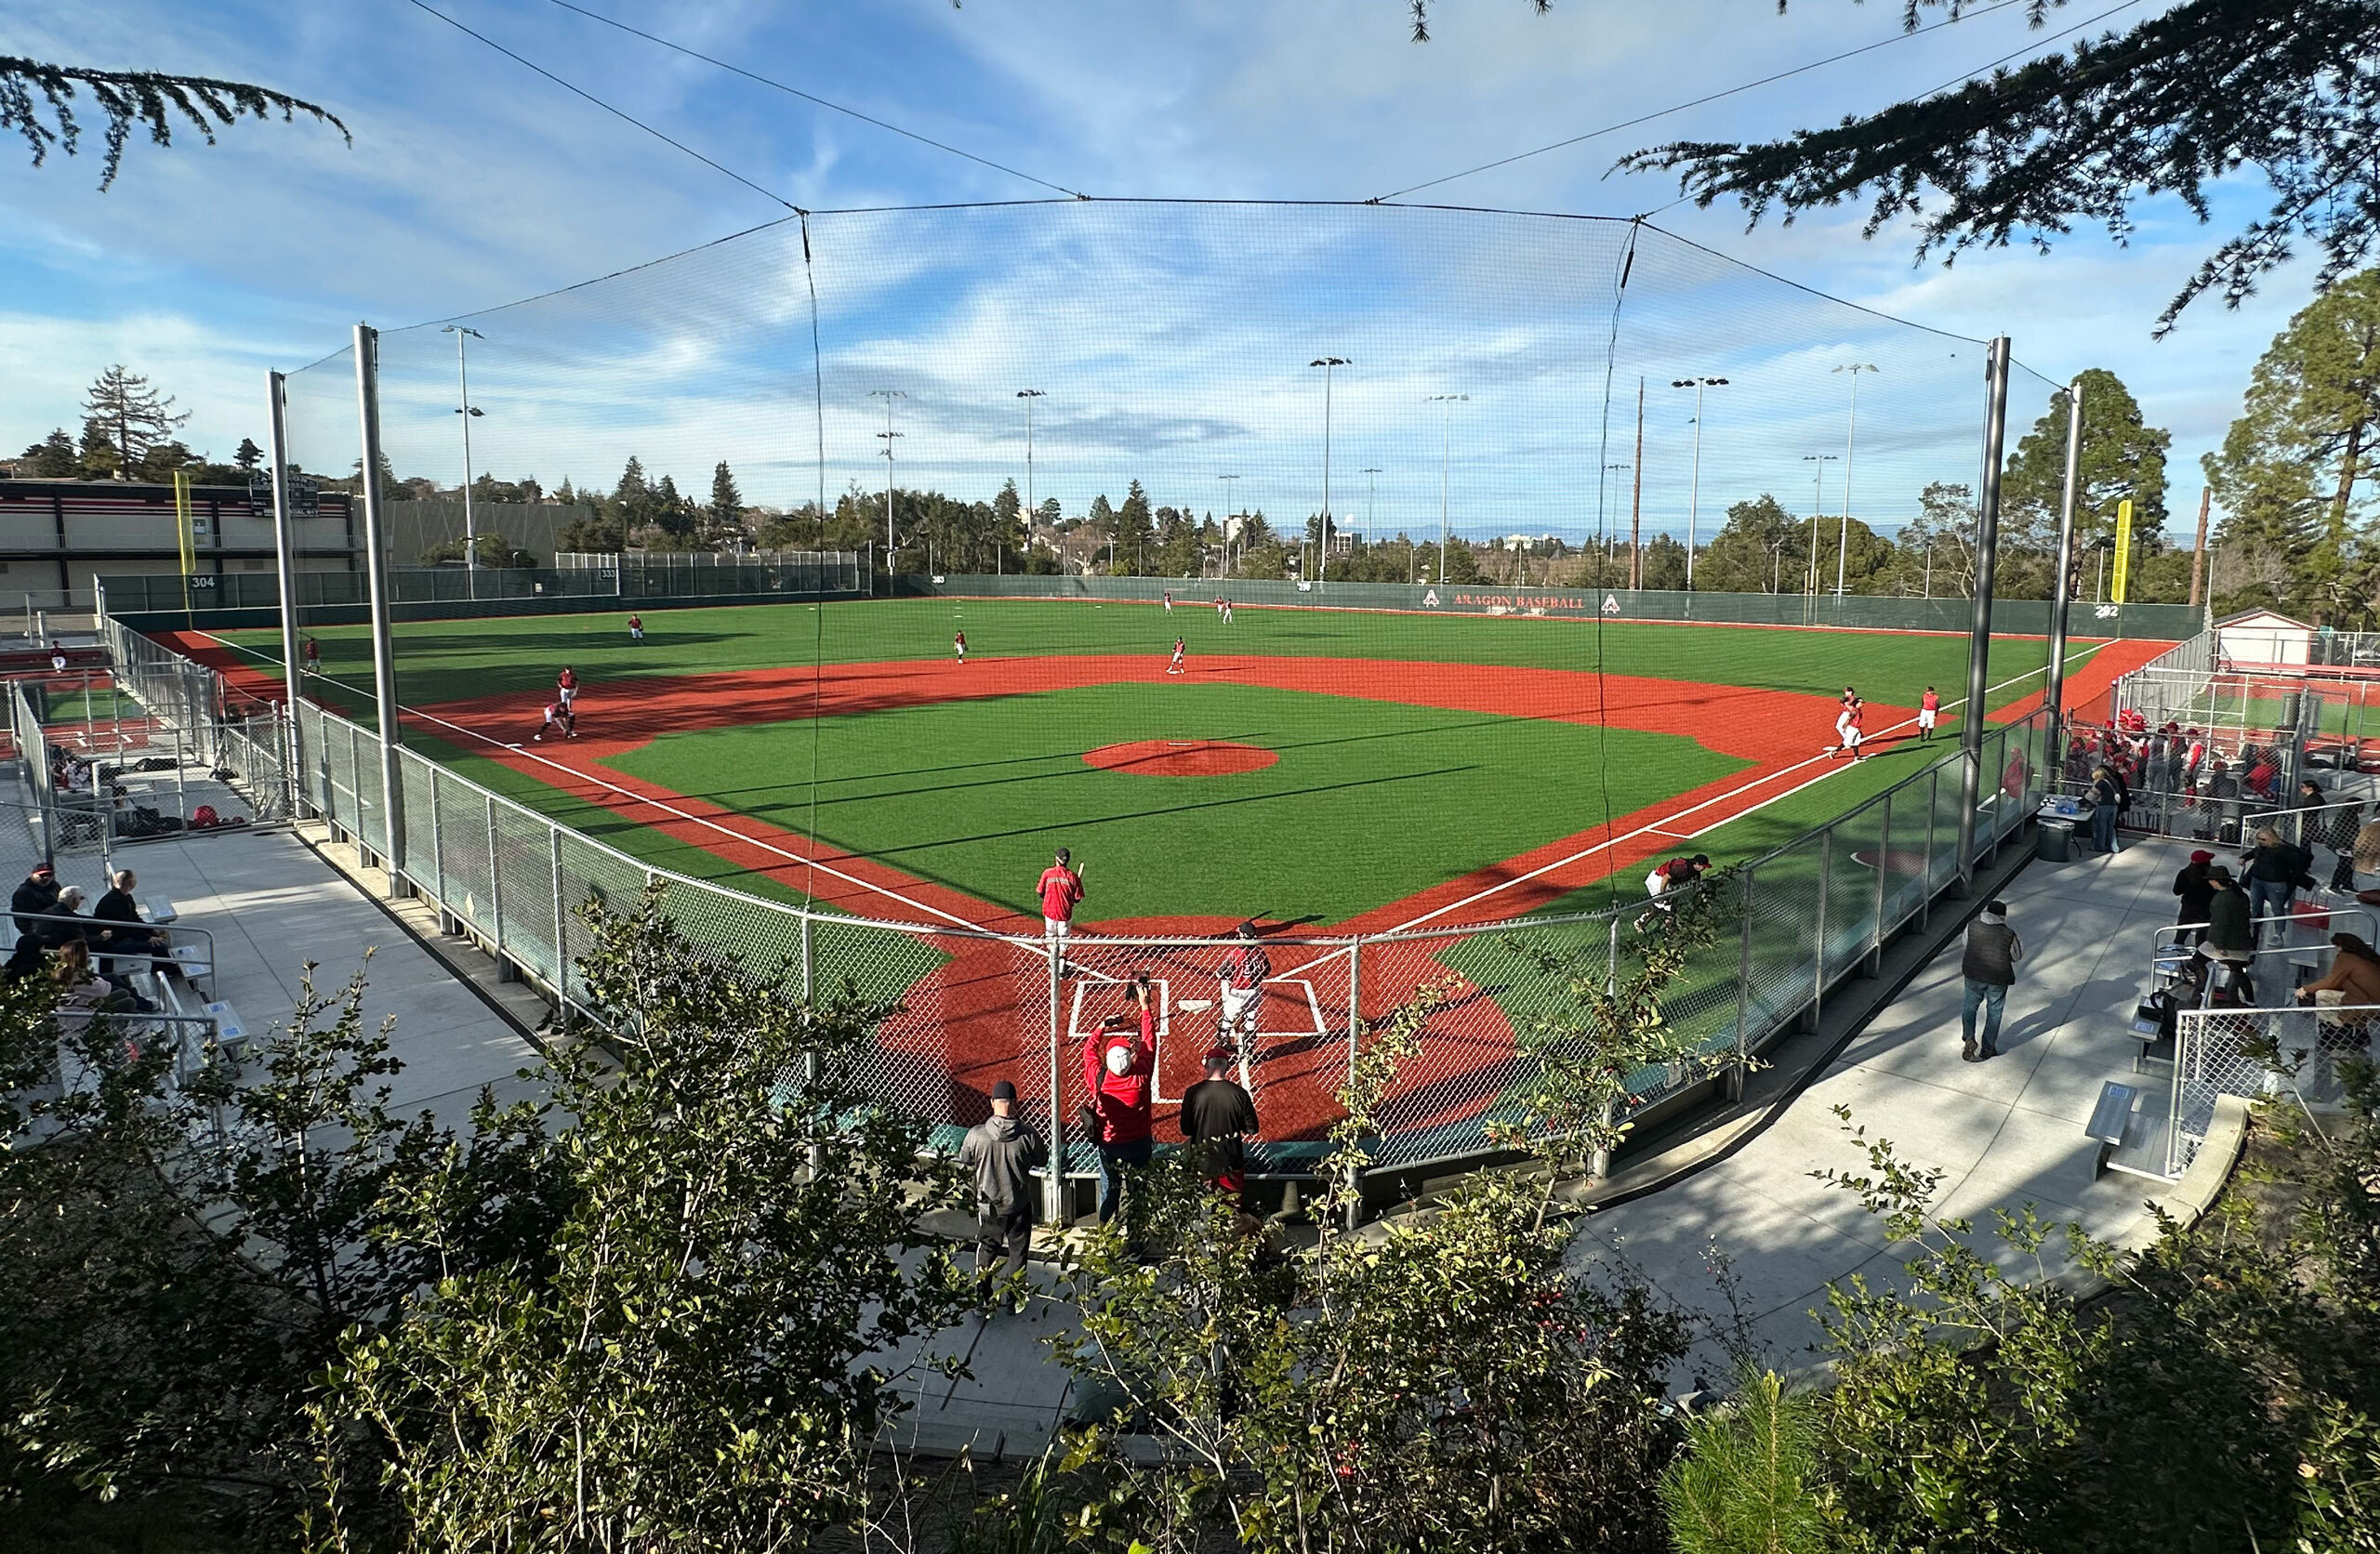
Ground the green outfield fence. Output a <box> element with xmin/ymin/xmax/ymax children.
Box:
<box><xmin>897</xmin><ymin>573</ymin><xmax>2202</xmax><ymax>639</ymax></box>
<box><xmin>100</xmin><ymin>605</ymin><xmax>2064</xmax><ymax>1217</ymax></box>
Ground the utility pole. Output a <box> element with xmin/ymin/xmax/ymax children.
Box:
<box><xmin>441</xmin><ymin>324</ymin><xmax>485</xmax><ymax>599</ymax></box>
<box><xmin>1216</xmin><ymin>474</ymin><xmax>1239</xmax><ymax>577</ymax></box>
<box><xmin>1629</xmin><ymin>376</ymin><xmax>1645</xmax><ymax>591</ymax></box>
<box><xmin>1832</xmin><ymin>363</ymin><xmax>1879</xmax><ymax>595</ymax></box>
<box><xmin>1311</xmin><ymin>358</ymin><xmax>1347</xmax><ymax>585</ymax></box>
<box><xmin>2046</xmin><ymin>378</ymin><xmax>2084</xmax><ymax>732</ymax></box>
<box><xmin>1672</xmin><ymin>375</ymin><xmax>1726</xmax><ymax>594</ymax></box>
<box><xmin>1956</xmin><ymin>336</ymin><xmax>2013</xmax><ymax>892</ymax></box>
<box><xmin>2188</xmin><ymin>487</ymin><xmax>2211</xmax><ymax>608</ymax></box>
<box><xmin>1803</xmin><ymin>454</ymin><xmax>1837</xmax><ymax>607</ymax></box>
<box><xmin>1362</xmin><ymin>468</ymin><xmax>1381</xmax><ymax>552</ymax></box>
<box><xmin>871</xmin><ymin>388</ymin><xmax>906</xmax><ymax>572</ymax></box>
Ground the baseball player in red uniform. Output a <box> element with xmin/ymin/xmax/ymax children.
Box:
<box><xmin>556</xmin><ymin>665</ymin><xmax>578</xmax><ymax>712</ymax></box>
<box><xmin>1163</xmin><ymin>590</ymin><xmax>1174</xmax><ymax>612</ymax></box>
<box><xmin>954</xmin><ymin>629</ymin><xmax>967</xmax><ymax>666</ymax></box>
<box><xmin>1037</xmin><ymin>847</ymin><xmax>1083</xmax><ymax>965</ymax></box>
<box><xmin>1918</xmin><ymin>686</ymin><xmax>1941</xmax><ymax>741</ymax></box>
<box><xmin>627</xmin><ymin>612</ymin><xmax>644</xmax><ymax>642</ymax></box>
<box><xmin>1217</xmin><ymin>922</ymin><xmax>1271</xmax><ymax>1089</ymax></box>
<box><xmin>1167</xmin><ymin>637</ymin><xmax>1186</xmax><ymax>676</ymax></box>
<box><xmin>532</xmin><ymin>701</ymin><xmax>575</xmax><ymax>742</ymax></box>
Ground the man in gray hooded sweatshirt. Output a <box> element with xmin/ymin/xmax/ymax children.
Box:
<box><xmin>959</xmin><ymin>1080</ymin><xmax>1048</xmax><ymax>1312</ymax></box>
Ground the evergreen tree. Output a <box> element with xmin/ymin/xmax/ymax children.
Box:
<box><xmin>1115</xmin><ymin>480</ymin><xmax>1155</xmax><ymax>574</ymax></box>
<box><xmin>707</xmin><ymin>459</ymin><xmax>744</xmax><ymax>544</ymax></box>
<box><xmin>2000</xmin><ymin>368</ymin><xmax>2171</xmax><ymax>599</ymax></box>
<box><xmin>79</xmin><ymin>364</ymin><xmax>189</xmax><ymax>479</ymax></box>
<box><xmin>991</xmin><ymin>478</ymin><xmax>1023</xmax><ymax>565</ymax></box>
<box><xmin>1692</xmin><ymin>494</ymin><xmax>1803</xmax><ymax>594</ymax></box>
<box><xmin>233</xmin><ymin>436</ymin><xmax>264</xmax><ymax>472</ymax></box>
<box><xmin>17</xmin><ymin>428</ymin><xmax>75</xmax><ymax>477</ymax></box>
<box><xmin>2205</xmin><ymin>270</ymin><xmax>2380</xmax><ymax>622</ymax></box>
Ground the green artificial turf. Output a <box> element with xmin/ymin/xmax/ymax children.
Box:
<box><xmin>217</xmin><ymin>597</ymin><xmax>2101</xmax><ymax>716</ymax></box>
<box><xmin>597</xmin><ymin>682</ymin><xmax>1751</xmax><ymax>926</ymax></box>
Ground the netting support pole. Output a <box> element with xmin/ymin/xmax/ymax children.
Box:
<box><xmin>1731</xmin><ymin>868</ymin><xmax>1753</xmax><ymax>1102</ymax></box>
<box><xmin>485</xmin><ymin>795</ymin><xmax>509</xmax><ymax>980</ymax></box>
<box><xmin>2044</xmin><ymin>376</ymin><xmax>2083</xmax><ymax>732</ymax></box>
<box><xmin>266</xmin><ymin>368</ymin><xmax>307</xmax><ymax>822</ymax></box>
<box><xmin>351</xmin><ymin>323</ymin><xmax>407</xmax><ymax>898</ymax></box>
<box><xmin>1923</xmin><ymin>766</ymin><xmax>1940</xmax><ymax>928</ymax></box>
<box><xmin>1956</xmin><ymin>336</ymin><xmax>2013</xmax><ymax>894</ymax></box>
<box><xmin>1045</xmin><ymin>936</ymin><xmax>1065</xmax><ymax>1227</ymax></box>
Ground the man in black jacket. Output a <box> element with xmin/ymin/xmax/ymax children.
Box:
<box><xmin>91</xmin><ymin>868</ymin><xmax>164</xmax><ymax>991</ymax></box>
<box><xmin>1179</xmin><ymin>1047</ymin><xmax>1262</xmax><ymax>1215</ymax></box>
<box><xmin>958</xmin><ymin>1080</ymin><xmax>1047</xmax><ymax>1313</ymax></box>
<box><xmin>1961</xmin><ymin>902</ymin><xmax>2023</xmax><ymax>1061</ymax></box>
<box><xmin>10</xmin><ymin>862</ymin><xmax>57</xmax><ymax>935</ymax></box>
<box><xmin>2173</xmin><ymin>849</ymin><xmax>2217</xmax><ymax>948</ymax></box>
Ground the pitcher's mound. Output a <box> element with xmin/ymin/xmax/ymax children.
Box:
<box><xmin>1083</xmin><ymin>739</ymin><xmax>1279</xmax><ymax>776</ymax></box>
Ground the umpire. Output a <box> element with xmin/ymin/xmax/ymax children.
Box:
<box><xmin>958</xmin><ymin>1080</ymin><xmax>1047</xmax><ymax>1314</ymax></box>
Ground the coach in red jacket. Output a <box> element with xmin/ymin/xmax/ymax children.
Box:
<box><xmin>1083</xmin><ymin>981</ymin><xmax>1156</xmax><ymax>1229</ymax></box>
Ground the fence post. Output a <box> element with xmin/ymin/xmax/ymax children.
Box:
<box><xmin>549</xmin><ymin>825</ymin><xmax>567</xmax><ymax>1008</ymax></box>
<box><xmin>1956</xmin><ymin>336</ymin><xmax>2014</xmax><ymax>892</ymax></box>
<box><xmin>1923</xmin><ymin>765</ymin><xmax>1940</xmax><ymax>929</ymax></box>
<box><xmin>1045</xmin><ymin>935</ymin><xmax>1066</xmax><ymax>1226</ymax></box>
<box><xmin>1345</xmin><ymin>938</ymin><xmax>1363</xmax><ymax>1092</ymax></box>
<box><xmin>1812</xmin><ymin>826</ymin><xmax>1831</xmax><ymax>1027</ymax></box>
<box><xmin>485</xmin><ymin>795</ymin><xmax>507</xmax><ymax>977</ymax></box>
<box><xmin>1732</xmin><ymin>866</ymin><xmax>1754</xmax><ymax>1101</ymax></box>
<box><xmin>1871</xmin><ymin>791</ymin><xmax>1892</xmax><ymax>968</ymax></box>
<box><xmin>428</xmin><ymin>764</ymin><xmax>446</xmax><ymax>918</ymax></box>
<box><xmin>351</xmin><ymin>323</ymin><xmax>407</xmax><ymax>894</ymax></box>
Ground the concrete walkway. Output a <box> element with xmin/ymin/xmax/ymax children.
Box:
<box><xmin>1567</xmin><ymin>833</ymin><xmax>2223</xmax><ymax>1382</ymax></box>
<box><xmin>26</xmin><ymin>825</ymin><xmax>542</xmax><ymax>1122</ymax></box>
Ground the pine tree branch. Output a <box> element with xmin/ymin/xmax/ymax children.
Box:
<box><xmin>1618</xmin><ymin>0</ymin><xmax>2380</xmax><ymax>333</ymax></box>
<box><xmin>0</xmin><ymin>57</ymin><xmax>350</xmax><ymax>190</ymax></box>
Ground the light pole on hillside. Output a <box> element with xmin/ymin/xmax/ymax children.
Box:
<box><xmin>1804</xmin><ymin>454</ymin><xmax>1838</xmax><ymax>599</ymax></box>
<box><xmin>1671</xmin><ymin>375</ymin><xmax>1726</xmax><ymax>592</ymax></box>
<box><xmin>871</xmin><ymin>388</ymin><xmax>906</xmax><ymax>571</ymax></box>
<box><xmin>442</xmin><ymin>324</ymin><xmax>485</xmax><ymax>599</ymax></box>
<box><xmin>1361</xmin><ymin>468</ymin><xmax>1381</xmax><ymax>551</ymax></box>
<box><xmin>1015</xmin><ymin>388</ymin><xmax>1044</xmax><ymax>576</ymax></box>
<box><xmin>1832</xmin><ymin>363</ymin><xmax>1879</xmax><ymax>595</ymax></box>
<box><xmin>1428</xmin><ymin>393</ymin><xmax>1467</xmax><ymax>593</ymax></box>
<box><xmin>1216</xmin><ymin>473</ymin><xmax>1239</xmax><ymax>576</ymax></box>
<box><xmin>1311</xmin><ymin>357</ymin><xmax>1347</xmax><ymax>585</ymax></box>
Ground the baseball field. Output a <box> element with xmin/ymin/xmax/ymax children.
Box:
<box><xmin>161</xmin><ymin>596</ymin><xmax>2166</xmax><ymax>1163</ymax></box>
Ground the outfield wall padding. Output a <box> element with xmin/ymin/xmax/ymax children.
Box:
<box><xmin>894</xmin><ymin>573</ymin><xmax>2203</xmax><ymax>641</ymax></box>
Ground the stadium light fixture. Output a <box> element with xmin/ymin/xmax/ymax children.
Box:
<box><xmin>441</xmin><ymin>324</ymin><xmax>485</xmax><ymax>598</ymax></box>
<box><xmin>1427</xmin><ymin>393</ymin><xmax>1468</xmax><ymax>593</ymax></box>
<box><xmin>1670</xmin><ymin>376</ymin><xmax>1726</xmax><ymax>591</ymax></box>
<box><xmin>1832</xmin><ymin>364</ymin><xmax>1880</xmax><ymax>595</ymax></box>
<box><xmin>871</xmin><ymin>388</ymin><xmax>907</xmax><ymax>566</ymax></box>
<box><xmin>1311</xmin><ymin>358</ymin><xmax>1348</xmax><ymax>585</ymax></box>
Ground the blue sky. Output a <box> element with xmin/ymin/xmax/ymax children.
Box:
<box><xmin>0</xmin><ymin>0</ymin><xmax>2320</xmax><ymax>545</ymax></box>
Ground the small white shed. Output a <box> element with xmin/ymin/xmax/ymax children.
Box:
<box><xmin>2215</xmin><ymin>608</ymin><xmax>2313</xmax><ymax>668</ymax></box>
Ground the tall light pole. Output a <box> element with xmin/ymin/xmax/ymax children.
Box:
<box><xmin>871</xmin><ymin>388</ymin><xmax>906</xmax><ymax>570</ymax></box>
<box><xmin>1216</xmin><ymin>473</ymin><xmax>1239</xmax><ymax>577</ymax></box>
<box><xmin>1428</xmin><ymin>392</ymin><xmax>1467</xmax><ymax>593</ymax></box>
<box><xmin>1603</xmin><ymin>462</ymin><xmax>1632</xmax><ymax>583</ymax></box>
<box><xmin>441</xmin><ymin>324</ymin><xmax>485</xmax><ymax>599</ymax></box>
<box><xmin>1671</xmin><ymin>375</ymin><xmax>1726</xmax><ymax>592</ymax></box>
<box><xmin>1831</xmin><ymin>363</ymin><xmax>1879</xmax><ymax>595</ymax></box>
<box><xmin>1015</xmin><ymin>388</ymin><xmax>1044</xmax><ymax>576</ymax></box>
<box><xmin>1311</xmin><ymin>357</ymin><xmax>1347</xmax><ymax>584</ymax></box>
<box><xmin>1803</xmin><ymin>453</ymin><xmax>1838</xmax><ymax>600</ymax></box>
<box><xmin>1361</xmin><ymin>468</ymin><xmax>1381</xmax><ymax>552</ymax></box>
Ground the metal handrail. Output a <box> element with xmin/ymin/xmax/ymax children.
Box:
<box><xmin>5</xmin><ymin>905</ymin><xmax>216</xmax><ymax>975</ymax></box>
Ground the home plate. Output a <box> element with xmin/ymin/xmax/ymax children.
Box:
<box><xmin>1178</xmin><ymin>997</ymin><xmax>1214</xmax><ymax>1012</ymax></box>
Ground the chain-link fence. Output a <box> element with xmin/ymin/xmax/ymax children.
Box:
<box><xmin>99</xmin><ymin>556</ymin><xmax>865</xmax><ymax>622</ymax></box>
<box><xmin>2172</xmin><ymin>1003</ymin><xmax>2375</xmax><ymax>1174</ymax></box>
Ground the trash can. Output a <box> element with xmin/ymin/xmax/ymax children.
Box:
<box><xmin>2037</xmin><ymin>818</ymin><xmax>2073</xmax><ymax>863</ymax></box>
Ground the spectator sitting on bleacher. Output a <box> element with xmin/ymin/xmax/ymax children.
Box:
<box><xmin>91</xmin><ymin>869</ymin><xmax>165</xmax><ymax>993</ymax></box>
<box><xmin>48</xmin><ymin>940</ymin><xmax>125</xmax><ymax>1037</ymax></box>
<box><xmin>11</xmin><ymin>861</ymin><xmax>58</xmax><ymax>933</ymax></box>
<box><xmin>2294</xmin><ymin>933</ymin><xmax>2380</xmax><ymax>1008</ymax></box>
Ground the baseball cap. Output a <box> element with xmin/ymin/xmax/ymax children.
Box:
<box><xmin>990</xmin><ymin>1079</ymin><xmax>1017</xmax><ymax>1101</ymax></box>
<box><xmin>1203</xmin><ymin>1046</ymin><xmax>1232</xmax><ymax>1068</ymax></box>
<box><xmin>2189</xmin><ymin>849</ymin><xmax>2214</xmax><ymax>863</ymax></box>
<box><xmin>30</xmin><ymin>862</ymin><xmax>52</xmax><ymax>877</ymax></box>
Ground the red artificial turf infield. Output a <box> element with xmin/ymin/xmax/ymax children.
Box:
<box><xmin>1082</xmin><ymin>738</ymin><xmax>1280</xmax><ymax>776</ymax></box>
<box><xmin>164</xmin><ymin>630</ymin><xmax>2174</xmax><ymax>1148</ymax></box>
